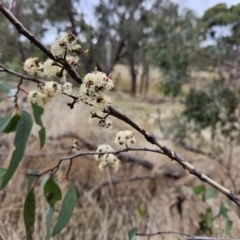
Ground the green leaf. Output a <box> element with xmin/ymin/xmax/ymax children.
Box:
<box><xmin>0</xmin><ymin>82</ymin><xmax>15</xmax><ymax>93</ymax></box>
<box><xmin>31</xmin><ymin>103</ymin><xmax>46</xmax><ymax>149</ymax></box>
<box><xmin>24</xmin><ymin>188</ymin><xmax>36</xmax><ymax>240</ymax></box>
<box><xmin>0</xmin><ymin>168</ymin><xmax>7</xmax><ymax>187</ymax></box>
<box><xmin>44</xmin><ymin>178</ymin><xmax>62</xmax><ymax>208</ymax></box>
<box><xmin>45</xmin><ymin>206</ymin><xmax>54</xmax><ymax>240</ymax></box>
<box><xmin>0</xmin><ymin>115</ymin><xmax>12</xmax><ymax>133</ymax></box>
<box><xmin>193</xmin><ymin>185</ymin><xmax>206</xmax><ymax>195</ymax></box>
<box><xmin>205</xmin><ymin>187</ymin><xmax>218</xmax><ymax>201</ymax></box>
<box><xmin>40</xmin><ymin>174</ymin><xmax>50</xmax><ymax>189</ymax></box>
<box><xmin>52</xmin><ymin>182</ymin><xmax>77</xmax><ymax>237</ymax></box>
<box><xmin>219</xmin><ymin>203</ymin><xmax>229</xmax><ymax>219</ymax></box>
<box><xmin>3</xmin><ymin>114</ymin><xmax>21</xmax><ymax>133</ymax></box>
<box><xmin>225</xmin><ymin>219</ymin><xmax>232</xmax><ymax>235</ymax></box>
<box><xmin>206</xmin><ymin>215</ymin><xmax>213</xmax><ymax>228</ymax></box>
<box><xmin>128</xmin><ymin>228</ymin><xmax>138</xmax><ymax>240</ymax></box>
<box><xmin>26</xmin><ymin>170</ymin><xmax>39</xmax><ymax>191</ymax></box>
<box><xmin>0</xmin><ymin>111</ymin><xmax>32</xmax><ymax>189</ymax></box>
<box><xmin>0</xmin><ymin>168</ymin><xmax>7</xmax><ymax>178</ymax></box>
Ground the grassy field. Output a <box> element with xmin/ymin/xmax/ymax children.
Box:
<box><xmin>0</xmin><ymin>66</ymin><xmax>240</xmax><ymax>240</ymax></box>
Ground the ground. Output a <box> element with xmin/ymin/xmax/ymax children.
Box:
<box><xmin>0</xmin><ymin>65</ymin><xmax>240</xmax><ymax>240</ymax></box>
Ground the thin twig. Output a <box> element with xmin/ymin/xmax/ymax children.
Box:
<box><xmin>25</xmin><ymin>146</ymin><xmax>163</xmax><ymax>178</ymax></box>
<box><xmin>66</xmin><ymin>158</ymin><xmax>73</xmax><ymax>180</ymax></box>
<box><xmin>0</xmin><ymin>63</ymin><xmax>45</xmax><ymax>84</ymax></box>
<box><xmin>136</xmin><ymin>230</ymin><xmax>194</xmax><ymax>238</ymax></box>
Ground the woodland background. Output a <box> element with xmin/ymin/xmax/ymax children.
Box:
<box><xmin>1</xmin><ymin>0</ymin><xmax>240</xmax><ymax>239</ymax></box>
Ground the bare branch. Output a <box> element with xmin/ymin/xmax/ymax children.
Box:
<box><xmin>0</xmin><ymin>3</ymin><xmax>83</xmax><ymax>84</ymax></box>
<box><xmin>0</xmin><ymin>63</ymin><xmax>45</xmax><ymax>84</ymax></box>
<box><xmin>136</xmin><ymin>230</ymin><xmax>194</xmax><ymax>238</ymax></box>
<box><xmin>107</xmin><ymin>106</ymin><xmax>240</xmax><ymax>206</ymax></box>
<box><xmin>187</xmin><ymin>237</ymin><xmax>240</xmax><ymax>240</ymax></box>
<box><xmin>51</xmin><ymin>131</ymin><xmax>155</xmax><ymax>169</ymax></box>
<box><xmin>136</xmin><ymin>231</ymin><xmax>240</xmax><ymax>240</ymax></box>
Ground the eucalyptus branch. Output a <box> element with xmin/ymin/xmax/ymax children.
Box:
<box><xmin>51</xmin><ymin>131</ymin><xmax>155</xmax><ymax>170</ymax></box>
<box><xmin>0</xmin><ymin>63</ymin><xmax>45</xmax><ymax>84</ymax></box>
<box><xmin>136</xmin><ymin>230</ymin><xmax>194</xmax><ymax>238</ymax></box>
<box><xmin>61</xmin><ymin>93</ymin><xmax>81</xmax><ymax>109</ymax></box>
<box><xmin>107</xmin><ymin>106</ymin><xmax>240</xmax><ymax>206</ymax></box>
<box><xmin>14</xmin><ymin>78</ymin><xmax>23</xmax><ymax>110</ymax></box>
<box><xmin>187</xmin><ymin>237</ymin><xmax>240</xmax><ymax>240</ymax></box>
<box><xmin>0</xmin><ymin>3</ymin><xmax>83</xmax><ymax>84</ymax></box>
<box><xmin>26</xmin><ymin>146</ymin><xmax>164</xmax><ymax>179</ymax></box>
<box><xmin>136</xmin><ymin>231</ymin><xmax>240</xmax><ymax>240</ymax></box>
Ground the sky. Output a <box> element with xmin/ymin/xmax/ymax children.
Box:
<box><xmin>43</xmin><ymin>0</ymin><xmax>240</xmax><ymax>44</ymax></box>
<box><xmin>171</xmin><ymin>0</ymin><xmax>240</xmax><ymax>16</ymax></box>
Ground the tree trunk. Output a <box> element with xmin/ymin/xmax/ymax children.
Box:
<box><xmin>129</xmin><ymin>54</ymin><xmax>138</xmax><ymax>96</ymax></box>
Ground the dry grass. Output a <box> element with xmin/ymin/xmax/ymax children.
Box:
<box><xmin>1</xmin><ymin>69</ymin><xmax>240</xmax><ymax>240</ymax></box>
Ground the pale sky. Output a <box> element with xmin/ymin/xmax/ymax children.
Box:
<box><xmin>172</xmin><ymin>0</ymin><xmax>240</xmax><ymax>16</ymax></box>
<box><xmin>43</xmin><ymin>0</ymin><xmax>240</xmax><ymax>44</ymax></box>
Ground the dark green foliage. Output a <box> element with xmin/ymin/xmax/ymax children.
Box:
<box><xmin>193</xmin><ymin>185</ymin><xmax>206</xmax><ymax>195</ymax></box>
<box><xmin>203</xmin><ymin>4</ymin><xmax>239</xmax><ymax>28</ymax></box>
<box><xmin>24</xmin><ymin>188</ymin><xmax>36</xmax><ymax>240</ymax></box>
<box><xmin>198</xmin><ymin>207</ymin><xmax>214</xmax><ymax>235</ymax></box>
<box><xmin>44</xmin><ymin>178</ymin><xmax>62</xmax><ymax>208</ymax></box>
<box><xmin>0</xmin><ymin>115</ymin><xmax>12</xmax><ymax>133</ymax></box>
<box><xmin>128</xmin><ymin>228</ymin><xmax>138</xmax><ymax>240</ymax></box>
<box><xmin>0</xmin><ymin>111</ymin><xmax>32</xmax><ymax>189</ymax></box>
<box><xmin>31</xmin><ymin>103</ymin><xmax>46</xmax><ymax>149</ymax></box>
<box><xmin>148</xmin><ymin>3</ymin><xmax>199</xmax><ymax>96</ymax></box>
<box><xmin>183</xmin><ymin>88</ymin><xmax>219</xmax><ymax>129</ymax></box>
<box><xmin>183</xmin><ymin>82</ymin><xmax>240</xmax><ymax>138</ymax></box>
<box><xmin>52</xmin><ymin>183</ymin><xmax>77</xmax><ymax>236</ymax></box>
<box><xmin>3</xmin><ymin>114</ymin><xmax>21</xmax><ymax>133</ymax></box>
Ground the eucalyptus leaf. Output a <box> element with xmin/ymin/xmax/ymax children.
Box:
<box><xmin>31</xmin><ymin>103</ymin><xmax>46</xmax><ymax>149</ymax></box>
<box><xmin>44</xmin><ymin>178</ymin><xmax>62</xmax><ymax>208</ymax></box>
<box><xmin>52</xmin><ymin>182</ymin><xmax>77</xmax><ymax>237</ymax></box>
<box><xmin>128</xmin><ymin>228</ymin><xmax>138</xmax><ymax>240</ymax></box>
<box><xmin>0</xmin><ymin>111</ymin><xmax>32</xmax><ymax>189</ymax></box>
<box><xmin>24</xmin><ymin>188</ymin><xmax>36</xmax><ymax>240</ymax></box>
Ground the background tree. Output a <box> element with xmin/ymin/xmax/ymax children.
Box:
<box><xmin>147</xmin><ymin>2</ymin><xmax>200</xmax><ymax>96</ymax></box>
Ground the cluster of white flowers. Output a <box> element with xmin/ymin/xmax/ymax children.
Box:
<box><xmin>25</xmin><ymin>32</ymin><xmax>82</xmax><ymax>106</ymax></box>
<box><xmin>95</xmin><ymin>144</ymin><xmax>120</xmax><ymax>171</ymax></box>
<box><xmin>98</xmin><ymin>118</ymin><xmax>113</xmax><ymax>130</ymax></box>
<box><xmin>24</xmin><ymin>32</ymin><xmax>80</xmax><ymax>82</ymax></box>
<box><xmin>95</xmin><ymin>131</ymin><xmax>136</xmax><ymax>172</ymax></box>
<box><xmin>62</xmin><ymin>82</ymin><xmax>73</xmax><ymax>95</ymax></box>
<box><xmin>79</xmin><ymin>71</ymin><xmax>114</xmax><ymax>110</ymax></box>
<box><xmin>50</xmin><ymin>32</ymin><xmax>81</xmax><ymax>57</ymax></box>
<box><xmin>114</xmin><ymin>130</ymin><xmax>136</xmax><ymax>146</ymax></box>
<box><xmin>23</xmin><ymin>57</ymin><xmax>44</xmax><ymax>76</ymax></box>
<box><xmin>42</xmin><ymin>59</ymin><xmax>67</xmax><ymax>81</ymax></box>
<box><xmin>28</xmin><ymin>81</ymin><xmax>61</xmax><ymax>107</ymax></box>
